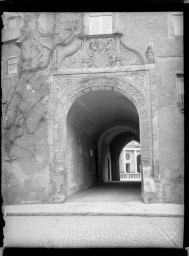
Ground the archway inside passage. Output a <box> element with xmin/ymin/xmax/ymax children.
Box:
<box><xmin>119</xmin><ymin>140</ymin><xmax>141</xmax><ymax>182</ymax></box>
<box><xmin>66</xmin><ymin>90</ymin><xmax>140</xmax><ymax>202</ymax></box>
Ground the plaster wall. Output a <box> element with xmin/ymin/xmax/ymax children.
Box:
<box><xmin>120</xmin><ymin>12</ymin><xmax>183</xmax><ymax>203</ymax></box>
<box><xmin>153</xmin><ymin>58</ymin><xmax>184</xmax><ymax>203</ymax></box>
<box><xmin>66</xmin><ymin>121</ymin><xmax>95</xmax><ymax>197</ymax></box>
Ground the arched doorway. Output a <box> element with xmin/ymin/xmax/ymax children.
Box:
<box><xmin>51</xmin><ymin>75</ymin><xmax>156</xmax><ymax>203</ymax></box>
<box><xmin>66</xmin><ymin>89</ymin><xmax>140</xmax><ymax>198</ymax></box>
<box><xmin>119</xmin><ymin>140</ymin><xmax>141</xmax><ymax>181</ymax></box>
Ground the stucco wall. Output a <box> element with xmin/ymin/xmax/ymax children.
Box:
<box><xmin>66</xmin><ymin>118</ymin><xmax>95</xmax><ymax>197</ymax></box>
<box><xmin>119</xmin><ymin>12</ymin><xmax>184</xmax><ymax>203</ymax></box>
<box><xmin>154</xmin><ymin>59</ymin><xmax>184</xmax><ymax>203</ymax></box>
<box><xmin>120</xmin><ymin>12</ymin><xmax>183</xmax><ymax>58</ymax></box>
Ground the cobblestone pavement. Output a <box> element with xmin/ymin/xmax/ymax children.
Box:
<box><xmin>4</xmin><ymin>202</ymin><xmax>184</xmax><ymax>217</ymax></box>
<box><xmin>3</xmin><ymin>216</ymin><xmax>183</xmax><ymax>248</ymax></box>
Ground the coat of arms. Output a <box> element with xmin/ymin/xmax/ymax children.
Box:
<box><xmin>87</xmin><ymin>38</ymin><xmax>115</xmax><ymax>68</ymax></box>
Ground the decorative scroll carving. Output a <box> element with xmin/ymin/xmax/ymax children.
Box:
<box><xmin>120</xmin><ymin>42</ymin><xmax>144</xmax><ymax>66</ymax></box>
<box><xmin>141</xmin><ymin>120</ymin><xmax>150</xmax><ymax>139</ymax></box>
<box><xmin>86</xmin><ymin>77</ymin><xmax>118</xmax><ymax>88</ymax></box>
<box><xmin>61</xmin><ymin>47</ymin><xmax>83</xmax><ymax>69</ymax></box>
<box><xmin>117</xmin><ymin>78</ymin><xmax>146</xmax><ymax>108</ymax></box>
<box><xmin>132</xmin><ymin>75</ymin><xmax>145</xmax><ymax>88</ymax></box>
<box><xmin>65</xmin><ymin>20</ymin><xmax>79</xmax><ymax>31</ymax></box>
<box><xmin>87</xmin><ymin>38</ymin><xmax>115</xmax><ymax>68</ymax></box>
<box><xmin>54</xmin><ymin>76</ymin><xmax>148</xmax><ymax>115</ymax></box>
<box><xmin>140</xmin><ymin>109</ymin><xmax>148</xmax><ymax>119</ymax></box>
<box><xmin>50</xmin><ymin>72</ymin><xmax>155</xmax><ymax>202</ymax></box>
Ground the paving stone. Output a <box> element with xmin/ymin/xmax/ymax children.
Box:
<box><xmin>3</xmin><ymin>216</ymin><xmax>183</xmax><ymax>248</ymax></box>
<box><xmin>4</xmin><ymin>202</ymin><xmax>184</xmax><ymax>216</ymax></box>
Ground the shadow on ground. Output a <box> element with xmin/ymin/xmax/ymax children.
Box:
<box><xmin>66</xmin><ymin>181</ymin><xmax>142</xmax><ymax>203</ymax></box>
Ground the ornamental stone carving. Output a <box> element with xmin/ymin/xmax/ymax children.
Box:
<box><xmin>120</xmin><ymin>42</ymin><xmax>144</xmax><ymax>66</ymax></box>
<box><xmin>121</xmin><ymin>47</ymin><xmax>143</xmax><ymax>66</ymax></box>
<box><xmin>132</xmin><ymin>75</ymin><xmax>145</xmax><ymax>88</ymax></box>
<box><xmin>145</xmin><ymin>43</ymin><xmax>155</xmax><ymax>64</ymax></box>
<box><xmin>87</xmin><ymin>38</ymin><xmax>115</xmax><ymax>68</ymax></box>
<box><xmin>55</xmin><ymin>32</ymin><xmax>146</xmax><ymax>70</ymax></box>
<box><xmin>52</xmin><ymin>49</ymin><xmax>58</xmax><ymax>68</ymax></box>
<box><xmin>51</xmin><ymin>73</ymin><xmax>153</xmax><ymax>200</ymax></box>
<box><xmin>141</xmin><ymin>120</ymin><xmax>150</xmax><ymax>138</ymax></box>
<box><xmin>61</xmin><ymin>48</ymin><xmax>83</xmax><ymax>69</ymax></box>
<box><xmin>54</xmin><ymin>76</ymin><xmax>148</xmax><ymax>114</ymax></box>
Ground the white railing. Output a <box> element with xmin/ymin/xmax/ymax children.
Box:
<box><xmin>120</xmin><ymin>173</ymin><xmax>141</xmax><ymax>180</ymax></box>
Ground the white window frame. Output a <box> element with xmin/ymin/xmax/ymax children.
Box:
<box><xmin>172</xmin><ymin>12</ymin><xmax>183</xmax><ymax>36</ymax></box>
<box><xmin>176</xmin><ymin>74</ymin><xmax>184</xmax><ymax>112</ymax></box>
<box><xmin>7</xmin><ymin>56</ymin><xmax>18</xmax><ymax>76</ymax></box>
<box><xmin>89</xmin><ymin>12</ymin><xmax>112</xmax><ymax>35</ymax></box>
<box><xmin>168</xmin><ymin>12</ymin><xmax>183</xmax><ymax>38</ymax></box>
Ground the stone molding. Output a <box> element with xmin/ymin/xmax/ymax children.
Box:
<box><xmin>49</xmin><ymin>72</ymin><xmax>155</xmax><ymax>202</ymax></box>
<box><xmin>97</xmin><ymin>125</ymin><xmax>139</xmax><ymax>177</ymax></box>
<box><xmin>57</xmin><ymin>33</ymin><xmax>145</xmax><ymax>70</ymax></box>
<box><xmin>120</xmin><ymin>41</ymin><xmax>145</xmax><ymax>66</ymax></box>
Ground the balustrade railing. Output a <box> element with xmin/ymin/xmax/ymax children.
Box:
<box><xmin>120</xmin><ymin>173</ymin><xmax>141</xmax><ymax>180</ymax></box>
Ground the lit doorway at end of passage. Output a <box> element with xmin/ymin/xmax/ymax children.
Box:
<box><xmin>119</xmin><ymin>140</ymin><xmax>141</xmax><ymax>182</ymax></box>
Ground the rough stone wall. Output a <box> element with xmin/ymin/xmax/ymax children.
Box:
<box><xmin>1</xmin><ymin>12</ymin><xmax>83</xmax><ymax>204</ymax></box>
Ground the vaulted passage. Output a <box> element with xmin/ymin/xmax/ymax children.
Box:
<box><xmin>66</xmin><ymin>90</ymin><xmax>141</xmax><ymax>201</ymax></box>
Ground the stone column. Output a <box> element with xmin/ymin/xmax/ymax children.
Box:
<box><xmin>50</xmin><ymin>75</ymin><xmax>67</xmax><ymax>203</ymax></box>
<box><xmin>140</xmin><ymin>117</ymin><xmax>157</xmax><ymax>203</ymax></box>
<box><xmin>115</xmin><ymin>34</ymin><xmax>121</xmax><ymax>67</ymax></box>
<box><xmin>134</xmin><ymin>149</ymin><xmax>137</xmax><ymax>173</ymax></box>
<box><xmin>82</xmin><ymin>37</ymin><xmax>88</xmax><ymax>68</ymax></box>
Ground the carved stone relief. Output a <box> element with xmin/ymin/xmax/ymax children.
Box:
<box><xmin>120</xmin><ymin>43</ymin><xmax>144</xmax><ymax>66</ymax></box>
<box><xmin>61</xmin><ymin>47</ymin><xmax>83</xmax><ymax>69</ymax></box>
<box><xmin>145</xmin><ymin>43</ymin><xmax>155</xmax><ymax>64</ymax></box>
<box><xmin>52</xmin><ymin>74</ymin><xmax>153</xmax><ymax>197</ymax></box>
<box><xmin>87</xmin><ymin>38</ymin><xmax>115</xmax><ymax>68</ymax></box>
<box><xmin>141</xmin><ymin>120</ymin><xmax>150</xmax><ymax>139</ymax></box>
<box><xmin>132</xmin><ymin>74</ymin><xmax>145</xmax><ymax>88</ymax></box>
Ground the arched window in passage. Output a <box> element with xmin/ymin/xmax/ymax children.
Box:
<box><xmin>119</xmin><ymin>140</ymin><xmax>141</xmax><ymax>181</ymax></box>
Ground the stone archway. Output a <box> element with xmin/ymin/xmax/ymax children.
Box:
<box><xmin>97</xmin><ymin>125</ymin><xmax>139</xmax><ymax>182</ymax></box>
<box><xmin>50</xmin><ymin>74</ymin><xmax>156</xmax><ymax>203</ymax></box>
<box><xmin>110</xmin><ymin>132</ymin><xmax>140</xmax><ymax>181</ymax></box>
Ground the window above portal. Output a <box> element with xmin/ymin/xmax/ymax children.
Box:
<box><xmin>82</xmin><ymin>12</ymin><xmax>120</xmax><ymax>35</ymax></box>
<box><xmin>90</xmin><ymin>13</ymin><xmax>112</xmax><ymax>35</ymax></box>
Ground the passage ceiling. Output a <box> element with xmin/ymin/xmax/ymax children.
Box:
<box><xmin>67</xmin><ymin>90</ymin><xmax>139</xmax><ymax>137</ymax></box>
